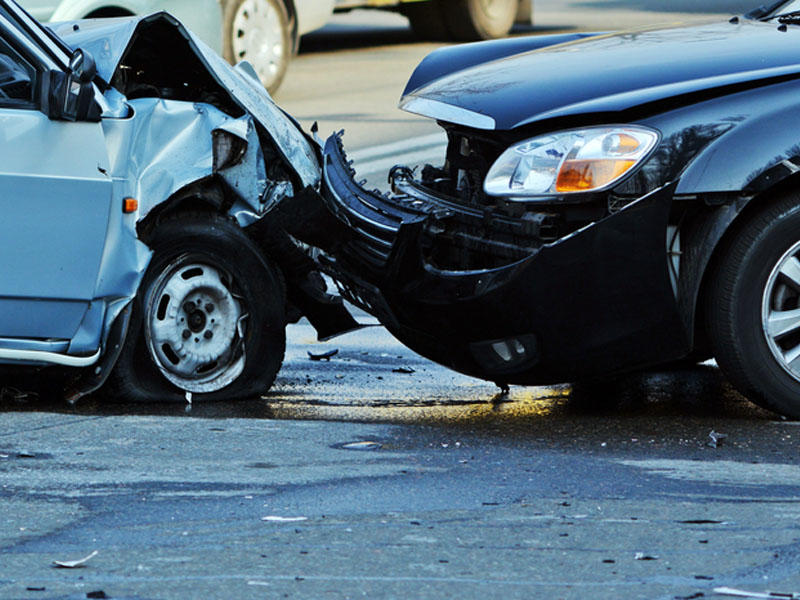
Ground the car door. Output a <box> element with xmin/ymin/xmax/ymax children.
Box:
<box><xmin>0</xmin><ymin>6</ymin><xmax>113</xmax><ymax>343</ymax></box>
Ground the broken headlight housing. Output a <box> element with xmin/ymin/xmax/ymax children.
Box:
<box><xmin>484</xmin><ymin>126</ymin><xmax>659</xmax><ymax>199</ymax></box>
<box><xmin>212</xmin><ymin>129</ymin><xmax>248</xmax><ymax>171</ymax></box>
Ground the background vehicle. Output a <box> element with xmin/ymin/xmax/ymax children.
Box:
<box><xmin>304</xmin><ymin>1</ymin><xmax>800</xmax><ymax>420</ymax></box>
<box><xmin>19</xmin><ymin>0</ymin><xmax>532</xmax><ymax>93</ymax></box>
<box><xmin>16</xmin><ymin>0</ymin><xmax>332</xmax><ymax>93</ymax></box>
<box><xmin>335</xmin><ymin>0</ymin><xmax>534</xmax><ymax>41</ymax></box>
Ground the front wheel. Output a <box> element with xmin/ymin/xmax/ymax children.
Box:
<box><xmin>223</xmin><ymin>0</ymin><xmax>291</xmax><ymax>94</ymax></box>
<box><xmin>707</xmin><ymin>192</ymin><xmax>800</xmax><ymax>418</ymax></box>
<box><xmin>106</xmin><ymin>214</ymin><xmax>285</xmax><ymax>402</ymax></box>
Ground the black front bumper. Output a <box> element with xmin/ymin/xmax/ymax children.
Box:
<box><xmin>318</xmin><ymin>134</ymin><xmax>691</xmax><ymax>384</ymax></box>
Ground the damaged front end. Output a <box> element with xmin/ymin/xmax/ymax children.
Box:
<box><xmin>310</xmin><ymin>17</ymin><xmax>800</xmax><ymax>388</ymax></box>
<box><xmin>34</xmin><ymin>11</ymin><xmax>356</xmax><ymax>401</ymax></box>
<box><xmin>318</xmin><ymin>132</ymin><xmax>689</xmax><ymax>385</ymax></box>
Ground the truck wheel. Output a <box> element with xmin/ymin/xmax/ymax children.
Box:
<box><xmin>107</xmin><ymin>214</ymin><xmax>285</xmax><ymax>402</ymax></box>
<box><xmin>223</xmin><ymin>0</ymin><xmax>291</xmax><ymax>94</ymax></box>
<box><xmin>442</xmin><ymin>0</ymin><xmax>518</xmax><ymax>41</ymax></box>
<box><xmin>404</xmin><ymin>1</ymin><xmax>450</xmax><ymax>41</ymax></box>
<box><xmin>706</xmin><ymin>192</ymin><xmax>800</xmax><ymax>419</ymax></box>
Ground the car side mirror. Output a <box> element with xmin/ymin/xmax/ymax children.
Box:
<box><xmin>69</xmin><ymin>48</ymin><xmax>96</xmax><ymax>84</ymax></box>
<box><xmin>44</xmin><ymin>48</ymin><xmax>101</xmax><ymax>122</ymax></box>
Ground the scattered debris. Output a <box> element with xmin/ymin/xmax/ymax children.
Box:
<box><xmin>714</xmin><ymin>587</ymin><xmax>800</xmax><ymax>599</ymax></box>
<box><xmin>52</xmin><ymin>550</ymin><xmax>99</xmax><ymax>569</ymax></box>
<box><xmin>261</xmin><ymin>516</ymin><xmax>308</xmax><ymax>523</ymax></box>
<box><xmin>708</xmin><ymin>430</ymin><xmax>728</xmax><ymax>448</ymax></box>
<box><xmin>392</xmin><ymin>366</ymin><xmax>415</xmax><ymax>374</ymax></box>
<box><xmin>308</xmin><ymin>349</ymin><xmax>339</xmax><ymax>361</ymax></box>
<box><xmin>634</xmin><ymin>552</ymin><xmax>658</xmax><ymax>561</ymax></box>
<box><xmin>341</xmin><ymin>441</ymin><xmax>382</xmax><ymax>451</ymax></box>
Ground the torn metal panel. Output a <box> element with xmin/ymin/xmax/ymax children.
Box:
<box><xmin>50</xmin><ymin>16</ymin><xmax>138</xmax><ymax>82</ymax></box>
<box><xmin>53</xmin><ymin>13</ymin><xmax>320</xmax><ymax>189</ymax></box>
<box><xmin>101</xmin><ymin>97</ymin><xmax>267</xmax><ymax>221</ymax></box>
<box><xmin>213</xmin><ymin>115</ymin><xmax>285</xmax><ymax>227</ymax></box>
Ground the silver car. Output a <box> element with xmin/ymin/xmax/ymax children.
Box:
<box><xmin>0</xmin><ymin>0</ymin><xmax>353</xmax><ymax>402</ymax></box>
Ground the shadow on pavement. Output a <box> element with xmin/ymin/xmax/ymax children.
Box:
<box><xmin>0</xmin><ymin>364</ymin><xmax>776</xmax><ymax>426</ymax></box>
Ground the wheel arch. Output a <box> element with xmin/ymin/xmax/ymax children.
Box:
<box><xmin>51</xmin><ymin>1</ymin><xmax>137</xmax><ymax>20</ymax></box>
<box><xmin>681</xmin><ymin>172</ymin><xmax>800</xmax><ymax>355</ymax></box>
<box><xmin>135</xmin><ymin>179</ymin><xmax>230</xmax><ymax>247</ymax></box>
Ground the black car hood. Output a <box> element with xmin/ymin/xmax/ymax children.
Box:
<box><xmin>400</xmin><ymin>19</ymin><xmax>800</xmax><ymax>130</ymax></box>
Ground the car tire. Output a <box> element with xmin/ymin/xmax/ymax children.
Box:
<box><xmin>404</xmin><ymin>1</ymin><xmax>451</xmax><ymax>41</ymax></box>
<box><xmin>222</xmin><ymin>0</ymin><xmax>291</xmax><ymax>95</ymax></box>
<box><xmin>107</xmin><ymin>214</ymin><xmax>285</xmax><ymax>402</ymax></box>
<box><xmin>441</xmin><ymin>0</ymin><xmax>518</xmax><ymax>41</ymax></box>
<box><xmin>706</xmin><ymin>192</ymin><xmax>800</xmax><ymax>419</ymax></box>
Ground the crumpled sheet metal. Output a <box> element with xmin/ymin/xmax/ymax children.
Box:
<box><xmin>214</xmin><ymin>115</ymin><xmax>288</xmax><ymax>227</ymax></box>
<box><xmin>51</xmin><ymin>17</ymin><xmax>138</xmax><ymax>82</ymax></box>
<box><xmin>101</xmin><ymin>97</ymin><xmax>268</xmax><ymax>225</ymax></box>
<box><xmin>70</xmin><ymin>97</ymin><xmax>269</xmax><ymax>354</ymax></box>
<box><xmin>54</xmin><ymin>13</ymin><xmax>321</xmax><ymax>189</ymax></box>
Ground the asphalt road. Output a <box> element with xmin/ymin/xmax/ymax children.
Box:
<box><xmin>4</xmin><ymin>3</ymin><xmax>800</xmax><ymax>599</ymax></box>
<box><xmin>2</xmin><ymin>324</ymin><xmax>800</xmax><ymax>599</ymax></box>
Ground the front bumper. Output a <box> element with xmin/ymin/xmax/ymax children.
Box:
<box><xmin>318</xmin><ymin>134</ymin><xmax>691</xmax><ymax>384</ymax></box>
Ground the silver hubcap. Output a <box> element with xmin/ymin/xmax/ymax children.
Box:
<box><xmin>145</xmin><ymin>257</ymin><xmax>247</xmax><ymax>393</ymax></box>
<box><xmin>762</xmin><ymin>240</ymin><xmax>800</xmax><ymax>382</ymax></box>
<box><xmin>231</xmin><ymin>0</ymin><xmax>285</xmax><ymax>89</ymax></box>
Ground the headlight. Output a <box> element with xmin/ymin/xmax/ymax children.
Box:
<box><xmin>484</xmin><ymin>126</ymin><xmax>659</xmax><ymax>199</ymax></box>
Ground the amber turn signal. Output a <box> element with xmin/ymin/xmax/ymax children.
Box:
<box><xmin>123</xmin><ymin>197</ymin><xmax>139</xmax><ymax>213</ymax></box>
<box><xmin>556</xmin><ymin>159</ymin><xmax>636</xmax><ymax>193</ymax></box>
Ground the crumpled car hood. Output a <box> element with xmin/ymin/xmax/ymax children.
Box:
<box><xmin>52</xmin><ymin>14</ymin><xmax>320</xmax><ymax>188</ymax></box>
<box><xmin>401</xmin><ymin>19</ymin><xmax>800</xmax><ymax>130</ymax></box>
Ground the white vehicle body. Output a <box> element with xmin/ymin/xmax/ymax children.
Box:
<box><xmin>18</xmin><ymin>0</ymin><xmax>223</xmax><ymax>52</ymax></box>
<box><xmin>295</xmin><ymin>0</ymin><xmax>333</xmax><ymax>36</ymax></box>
